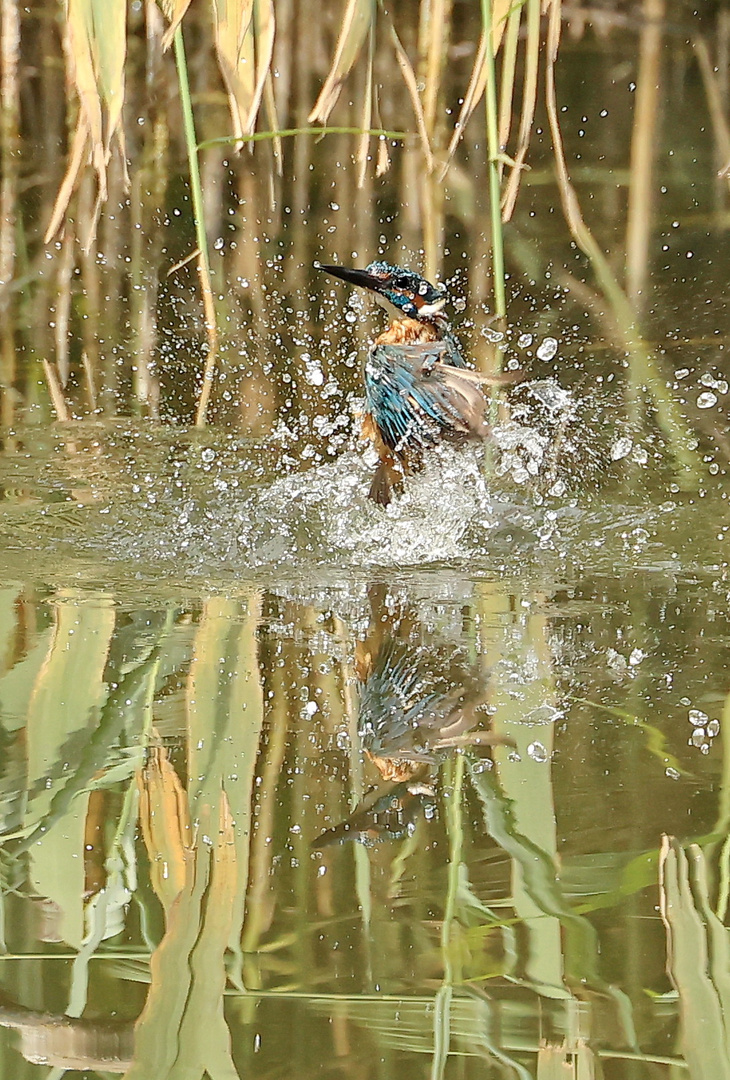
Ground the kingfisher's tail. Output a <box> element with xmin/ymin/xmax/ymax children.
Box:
<box><xmin>369</xmin><ymin>458</ymin><xmax>406</xmax><ymax>505</ymax></box>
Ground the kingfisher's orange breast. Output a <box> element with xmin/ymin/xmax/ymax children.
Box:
<box><xmin>375</xmin><ymin>318</ymin><xmax>440</xmax><ymax>346</ymax></box>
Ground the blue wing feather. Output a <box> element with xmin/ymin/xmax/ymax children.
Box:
<box><xmin>365</xmin><ymin>342</ymin><xmax>488</xmax><ymax>454</ymax></box>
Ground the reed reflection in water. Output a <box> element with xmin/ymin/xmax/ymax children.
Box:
<box><xmin>0</xmin><ymin>569</ymin><xmax>727</xmax><ymax>1077</ymax></box>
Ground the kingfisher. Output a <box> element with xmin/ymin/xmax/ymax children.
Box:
<box><xmin>317</xmin><ymin>260</ymin><xmax>511</xmax><ymax>505</ymax></box>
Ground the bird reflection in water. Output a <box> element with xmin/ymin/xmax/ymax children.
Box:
<box><xmin>311</xmin><ymin>779</ymin><xmax>437</xmax><ymax>848</ymax></box>
<box><xmin>313</xmin><ymin>590</ymin><xmax>511</xmax><ymax>847</ymax></box>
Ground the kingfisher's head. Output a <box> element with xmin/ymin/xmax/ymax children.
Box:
<box><xmin>316</xmin><ymin>260</ymin><xmax>448</xmax><ymax>322</ymax></box>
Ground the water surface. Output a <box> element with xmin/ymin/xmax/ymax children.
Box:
<box><xmin>2</xmin><ymin>4</ymin><xmax>730</xmax><ymax>1079</ymax></box>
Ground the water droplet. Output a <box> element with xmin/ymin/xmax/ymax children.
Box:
<box><xmin>611</xmin><ymin>436</ymin><xmax>633</xmax><ymax>461</ymax></box>
<box><xmin>689</xmin><ymin>708</ymin><xmax>708</xmax><ymax>727</ymax></box>
<box><xmin>527</xmin><ymin>741</ymin><xmax>549</xmax><ymax>763</ymax></box>
<box><xmin>666</xmin><ymin>767</ymin><xmax>681</xmax><ymax>780</ymax></box>
<box><xmin>607</xmin><ymin>648</ymin><xmax>627</xmax><ymax>672</ymax></box>
<box><xmin>536</xmin><ymin>337</ymin><xmax>558</xmax><ymax>361</ymax></box>
<box><xmin>305</xmin><ymin>366</ymin><xmax>324</xmax><ymax>386</ymax></box>
<box><xmin>697</xmin><ymin>391</ymin><xmax>717</xmax><ymax>409</ymax></box>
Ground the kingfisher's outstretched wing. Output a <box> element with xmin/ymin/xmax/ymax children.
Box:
<box><xmin>364</xmin><ymin>341</ymin><xmax>494</xmax><ymax>454</ymax></box>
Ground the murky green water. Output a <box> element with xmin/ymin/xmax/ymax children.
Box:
<box><xmin>3</xmin><ymin>4</ymin><xmax>730</xmax><ymax>1079</ymax></box>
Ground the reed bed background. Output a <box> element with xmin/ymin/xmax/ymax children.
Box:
<box><xmin>0</xmin><ymin>0</ymin><xmax>728</xmax><ymax>478</ymax></box>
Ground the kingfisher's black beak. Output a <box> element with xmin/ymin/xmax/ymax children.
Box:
<box><xmin>315</xmin><ymin>262</ymin><xmax>389</xmax><ymax>296</ymax></box>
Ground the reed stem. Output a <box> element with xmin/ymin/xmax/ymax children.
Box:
<box><xmin>481</xmin><ymin>0</ymin><xmax>506</xmax><ymax>319</ymax></box>
<box><xmin>173</xmin><ymin>27</ymin><xmax>218</xmax><ymax>428</ymax></box>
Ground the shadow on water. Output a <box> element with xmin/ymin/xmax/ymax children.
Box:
<box><xmin>1</xmin><ymin>2</ymin><xmax>730</xmax><ymax>1079</ymax></box>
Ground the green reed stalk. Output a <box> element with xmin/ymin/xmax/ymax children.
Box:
<box><xmin>197</xmin><ymin>127</ymin><xmax>409</xmax><ymax>150</ymax></box>
<box><xmin>480</xmin><ymin>0</ymin><xmax>506</xmax><ymax>319</ymax></box>
<box><xmin>431</xmin><ymin>753</ymin><xmax>465</xmax><ymax>1080</ymax></box>
<box><xmin>173</xmin><ymin>27</ymin><xmax>219</xmax><ymax>428</ymax></box>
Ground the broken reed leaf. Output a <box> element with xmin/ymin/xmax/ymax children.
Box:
<box><xmin>160</xmin><ymin>0</ymin><xmax>193</xmax><ymax>49</ymax></box>
<box><xmin>625</xmin><ymin>0</ymin><xmax>664</xmax><ymax>305</ymax></box>
<box><xmin>246</xmin><ymin>0</ymin><xmax>276</xmax><ymax>135</ymax></box>
<box><xmin>55</xmin><ymin>232</ymin><xmax>75</xmax><ymax>387</ymax></box>
<box><xmin>209</xmin><ymin>0</ymin><xmax>280</xmax><ymax>144</ymax></box>
<box><xmin>356</xmin><ymin>24</ymin><xmax>374</xmax><ymax>188</ymax></box>
<box><xmin>502</xmin><ymin>0</ymin><xmax>541</xmax><ymax>220</ymax></box>
<box><xmin>66</xmin><ymin>0</ymin><xmax>104</xmax><ymax>158</ymax></box>
<box><xmin>42</xmin><ymin>359</ymin><xmax>71</xmax><ymax>422</ymax></box>
<box><xmin>308</xmin><ymin>0</ymin><xmax>373</xmax><ymax>124</ymax></box>
<box><xmin>44</xmin><ymin>119</ymin><xmax>87</xmax><ymax>244</ymax></box>
<box><xmin>376</xmin><ymin>133</ymin><xmax>391</xmax><ymax>175</ymax></box>
<box><xmin>93</xmin><ymin>0</ymin><xmax>127</xmax><ymax>159</ymax></box>
<box><xmin>263</xmin><ymin>71</ymin><xmax>283</xmax><ymax>168</ymax></box>
<box><xmin>388</xmin><ymin>20</ymin><xmax>433</xmax><ymax>171</ymax></box>
<box><xmin>211</xmin><ymin>0</ymin><xmax>255</xmax><ymax>144</ymax></box>
<box><xmin>441</xmin><ymin>0</ymin><xmax>513</xmax><ymax>173</ymax></box>
<box><xmin>497</xmin><ymin>2</ymin><xmax>520</xmax><ymax>159</ymax></box>
<box><xmin>46</xmin><ymin>0</ymin><xmax>128</xmax><ymax>245</ymax></box>
<box><xmin>168</xmin><ymin>26</ymin><xmax>218</xmax><ymax>427</ymax></box>
<box><xmin>489</xmin><ymin>0</ymin><xmax>513</xmax><ymax>50</ymax></box>
<box><xmin>371</xmin><ymin>81</ymin><xmax>391</xmax><ymax>175</ymax></box>
<box><xmin>420</xmin><ymin>0</ymin><xmax>449</xmax><ymax>139</ymax></box>
<box><xmin>442</xmin><ymin>29</ymin><xmax>487</xmax><ymax>172</ymax></box>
